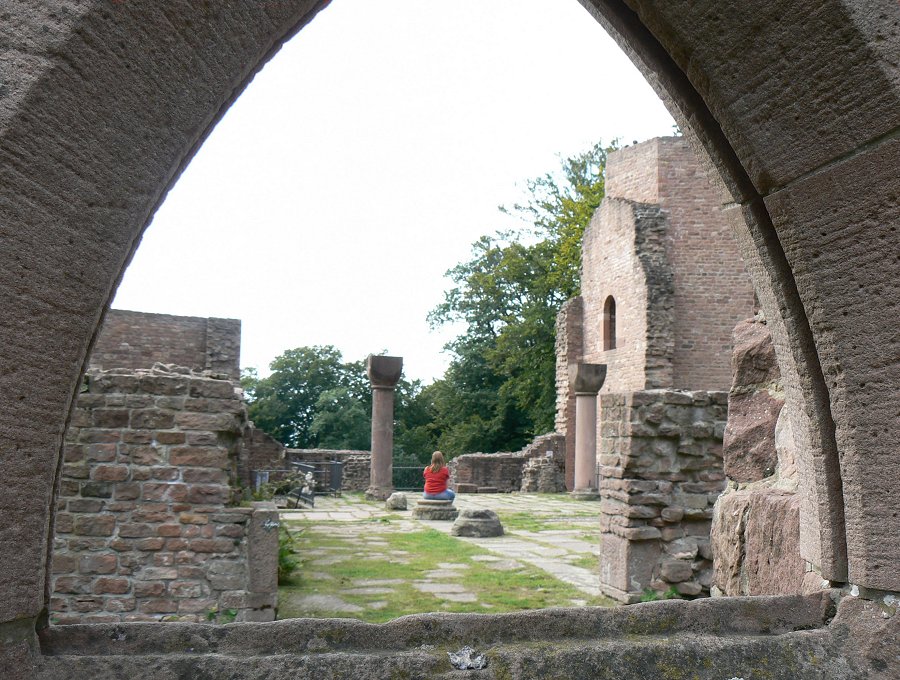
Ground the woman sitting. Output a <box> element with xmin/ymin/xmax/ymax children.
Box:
<box><xmin>422</xmin><ymin>451</ymin><xmax>456</xmax><ymax>501</ymax></box>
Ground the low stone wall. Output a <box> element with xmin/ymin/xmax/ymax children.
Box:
<box><xmin>711</xmin><ymin>316</ymin><xmax>808</xmax><ymax>596</ymax></box>
<box><xmin>239</xmin><ymin>426</ymin><xmax>286</xmax><ymax>488</ymax></box>
<box><xmin>449</xmin><ymin>433</ymin><xmax>566</xmax><ymax>493</ymax></box>
<box><xmin>598</xmin><ymin>389</ymin><xmax>727</xmax><ymax>602</ymax></box>
<box><xmin>51</xmin><ymin>367</ymin><xmax>278</xmax><ymax>624</ymax></box>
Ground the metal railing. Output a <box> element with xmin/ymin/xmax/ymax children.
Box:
<box><xmin>392</xmin><ymin>466</ymin><xmax>423</xmax><ymax>491</ymax></box>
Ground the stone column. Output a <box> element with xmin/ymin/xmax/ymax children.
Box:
<box><xmin>365</xmin><ymin>355</ymin><xmax>403</xmax><ymax>501</ymax></box>
<box><xmin>569</xmin><ymin>363</ymin><xmax>606</xmax><ymax>498</ymax></box>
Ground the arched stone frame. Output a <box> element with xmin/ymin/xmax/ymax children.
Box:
<box><xmin>602</xmin><ymin>296</ymin><xmax>617</xmax><ymax>351</ymax></box>
<box><xmin>0</xmin><ymin>0</ymin><xmax>897</xmax><ymax>650</ymax></box>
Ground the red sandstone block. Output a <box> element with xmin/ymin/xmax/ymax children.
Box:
<box><xmin>121</xmin><ymin>430</ymin><xmax>153</xmax><ymax>445</ymax></box>
<box><xmin>55</xmin><ymin>513</ymin><xmax>74</xmax><ymax>533</ymax></box>
<box><xmin>93</xmin><ymin>577</ymin><xmax>130</xmax><ymax>595</ymax></box>
<box><xmin>186</xmin><ymin>484</ymin><xmax>229</xmax><ymax>505</ymax></box>
<box><xmin>182</xmin><ymin>525</ymin><xmax>201</xmax><ymax>538</ymax></box>
<box><xmin>141</xmin><ymin>482</ymin><xmax>188</xmax><ymax>502</ymax></box>
<box><xmin>137</xmin><ymin>567</ymin><xmax>178</xmax><ymax>580</ymax></box>
<box><xmin>109</xmin><ymin>538</ymin><xmax>133</xmax><ymax>552</ymax></box>
<box><xmin>179</xmin><ymin>512</ymin><xmax>209</xmax><ymax>525</ymax></box>
<box><xmin>216</xmin><ymin>524</ymin><xmax>245</xmax><ymax>539</ymax></box>
<box><xmin>65</xmin><ymin>445</ymin><xmax>85</xmax><ymax>462</ymax></box>
<box><xmin>175</xmin><ymin>411</ymin><xmax>238</xmax><ymax>432</ymax></box>
<box><xmin>153</xmin><ymin>553</ymin><xmax>175</xmax><ymax>567</ymax></box>
<box><xmin>54</xmin><ymin>576</ymin><xmax>92</xmax><ymax>594</ymax></box>
<box><xmin>125</xmin><ymin>395</ymin><xmax>154</xmax><ymax>409</ymax></box>
<box><xmin>157</xmin><ymin>524</ymin><xmax>182</xmax><ymax>537</ymax></box>
<box><xmin>71</xmin><ymin>596</ymin><xmax>105</xmax><ymax>613</ymax></box>
<box><xmin>190</xmin><ymin>538</ymin><xmax>235</xmax><ymax>553</ymax></box>
<box><xmin>79</xmin><ymin>554</ymin><xmax>118</xmax><ymax>574</ymax></box>
<box><xmin>200</xmin><ymin>525</ymin><xmax>214</xmax><ymax>539</ymax></box>
<box><xmin>139</xmin><ymin>375</ymin><xmax>188</xmax><ymax>396</ymax></box>
<box><xmin>133</xmin><ymin>581</ymin><xmax>166</xmax><ymax>597</ymax></box>
<box><xmin>62</xmin><ymin>463</ymin><xmax>89</xmax><ymax>479</ymax></box>
<box><xmin>80</xmin><ymin>430</ymin><xmax>122</xmax><ymax>444</ymax></box>
<box><xmin>106</xmin><ymin>501</ymin><xmax>135</xmax><ymax>513</ymax></box>
<box><xmin>151</xmin><ymin>466</ymin><xmax>180</xmax><ymax>481</ymax></box>
<box><xmin>136</xmin><ymin>537</ymin><xmax>165</xmax><ymax>551</ymax></box>
<box><xmin>165</xmin><ymin>538</ymin><xmax>189</xmax><ymax>551</ymax></box>
<box><xmin>154</xmin><ymin>431</ymin><xmax>186</xmax><ymax>445</ymax></box>
<box><xmin>92</xmin><ymin>409</ymin><xmax>130</xmax><ymax>429</ymax></box>
<box><xmin>185</xmin><ymin>431</ymin><xmax>218</xmax><ymax>446</ymax></box>
<box><xmin>131</xmin><ymin>409</ymin><xmax>176</xmax><ymax>430</ymax></box>
<box><xmin>73</xmin><ymin>514</ymin><xmax>115</xmax><ymax>536</ymax></box>
<box><xmin>177</xmin><ymin>597</ymin><xmax>218</xmax><ymax>614</ymax></box>
<box><xmin>175</xmin><ymin>550</ymin><xmax>199</xmax><ymax>564</ymax></box>
<box><xmin>181</xmin><ymin>468</ymin><xmax>228</xmax><ymax>484</ymax></box>
<box><xmin>59</xmin><ymin>479</ymin><xmax>80</xmax><ymax>497</ymax></box>
<box><xmin>130</xmin><ymin>466</ymin><xmax>152</xmax><ymax>481</ymax></box>
<box><xmin>129</xmin><ymin>446</ymin><xmax>164</xmax><ymax>465</ymax></box>
<box><xmin>189</xmin><ymin>379</ymin><xmax>235</xmax><ymax>400</ymax></box>
<box><xmin>139</xmin><ymin>598</ymin><xmax>178</xmax><ymax>614</ymax></box>
<box><xmin>118</xmin><ymin>523</ymin><xmax>155</xmax><ymax>538</ymax></box>
<box><xmin>177</xmin><ymin>566</ymin><xmax>205</xmax><ymax>579</ymax></box>
<box><xmin>68</xmin><ymin>498</ymin><xmax>105</xmax><ymax>513</ymax></box>
<box><xmin>104</xmin><ymin>597</ymin><xmax>136</xmax><ymax>613</ymax></box>
<box><xmin>155</xmin><ymin>396</ymin><xmax>185</xmax><ymax>410</ymax></box>
<box><xmin>52</xmin><ymin>553</ymin><xmax>79</xmax><ymax>574</ymax></box>
<box><xmin>114</xmin><ymin>482</ymin><xmax>141</xmax><ymax>501</ymax></box>
<box><xmin>91</xmin><ymin>464</ymin><xmax>129</xmax><ymax>482</ymax></box>
<box><xmin>170</xmin><ymin>446</ymin><xmax>229</xmax><ymax>468</ymax></box>
<box><xmin>169</xmin><ymin>581</ymin><xmax>204</xmax><ymax>598</ymax></box>
<box><xmin>171</xmin><ymin>503</ymin><xmax>191</xmax><ymax>512</ymax></box>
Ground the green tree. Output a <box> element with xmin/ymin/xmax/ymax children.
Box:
<box><xmin>244</xmin><ymin>345</ymin><xmax>359</xmax><ymax>448</ymax></box>
<box><xmin>429</xmin><ymin>140</ymin><xmax>614</xmax><ymax>454</ymax></box>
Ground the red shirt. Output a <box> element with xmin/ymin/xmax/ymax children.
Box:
<box><xmin>423</xmin><ymin>466</ymin><xmax>450</xmax><ymax>494</ymax></box>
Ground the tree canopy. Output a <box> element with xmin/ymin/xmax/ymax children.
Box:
<box><xmin>425</xmin><ymin>140</ymin><xmax>615</xmax><ymax>454</ymax></box>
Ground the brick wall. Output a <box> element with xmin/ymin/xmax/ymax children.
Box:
<box><xmin>597</xmin><ymin>389</ymin><xmax>727</xmax><ymax>603</ymax></box>
<box><xmin>51</xmin><ymin>367</ymin><xmax>277</xmax><ymax>624</ymax></box>
<box><xmin>90</xmin><ymin>309</ymin><xmax>242</xmax><ymax>380</ymax></box>
<box><xmin>601</xmin><ymin>137</ymin><xmax>756</xmax><ymax>390</ymax></box>
<box><xmin>555</xmin><ymin>297</ymin><xmax>583</xmax><ymax>490</ymax></box>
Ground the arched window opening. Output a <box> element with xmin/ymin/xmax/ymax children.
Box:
<box><xmin>603</xmin><ymin>295</ymin><xmax>617</xmax><ymax>351</ymax></box>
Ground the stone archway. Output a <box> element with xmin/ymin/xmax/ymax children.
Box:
<box><xmin>0</xmin><ymin>0</ymin><xmax>897</xmax><ymax>672</ymax></box>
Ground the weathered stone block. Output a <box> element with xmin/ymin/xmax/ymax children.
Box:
<box><xmin>451</xmin><ymin>508</ymin><xmax>504</xmax><ymax>537</ymax></box>
<box><xmin>412</xmin><ymin>499</ymin><xmax>459</xmax><ymax>521</ymax></box>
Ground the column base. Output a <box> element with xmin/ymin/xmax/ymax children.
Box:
<box><xmin>570</xmin><ymin>489</ymin><xmax>601</xmax><ymax>501</ymax></box>
<box><xmin>365</xmin><ymin>487</ymin><xmax>393</xmax><ymax>501</ymax></box>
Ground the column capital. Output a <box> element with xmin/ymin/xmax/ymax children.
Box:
<box><xmin>568</xmin><ymin>362</ymin><xmax>607</xmax><ymax>395</ymax></box>
<box><xmin>367</xmin><ymin>355</ymin><xmax>403</xmax><ymax>389</ymax></box>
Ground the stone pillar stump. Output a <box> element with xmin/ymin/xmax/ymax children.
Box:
<box><xmin>365</xmin><ymin>355</ymin><xmax>403</xmax><ymax>501</ymax></box>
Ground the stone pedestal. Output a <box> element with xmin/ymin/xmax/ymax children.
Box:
<box><xmin>365</xmin><ymin>355</ymin><xmax>402</xmax><ymax>501</ymax></box>
<box><xmin>451</xmin><ymin>508</ymin><xmax>504</xmax><ymax>537</ymax></box>
<box><xmin>412</xmin><ymin>499</ymin><xmax>459</xmax><ymax>521</ymax></box>
<box><xmin>569</xmin><ymin>363</ymin><xmax>606</xmax><ymax>494</ymax></box>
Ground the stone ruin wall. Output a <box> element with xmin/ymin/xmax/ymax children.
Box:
<box><xmin>596</xmin><ymin>137</ymin><xmax>757</xmax><ymax>391</ymax></box>
<box><xmin>449</xmin><ymin>433</ymin><xmax>566</xmax><ymax>493</ymax></box>
<box><xmin>711</xmin><ymin>316</ymin><xmax>810</xmax><ymax>596</ymax></box>
<box><xmin>51</xmin><ymin>366</ymin><xmax>278</xmax><ymax>624</ymax></box>
<box><xmin>90</xmin><ymin>309</ymin><xmax>242</xmax><ymax>381</ymax></box>
<box><xmin>598</xmin><ymin>389</ymin><xmax>727</xmax><ymax>602</ymax></box>
<box><xmin>555</xmin><ymin>297</ymin><xmax>583</xmax><ymax>490</ymax></box>
<box><xmin>581</xmin><ymin>197</ymin><xmax>673</xmax><ymax>393</ymax></box>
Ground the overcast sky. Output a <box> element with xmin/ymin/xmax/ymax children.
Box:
<box><xmin>112</xmin><ymin>0</ymin><xmax>674</xmax><ymax>383</ymax></box>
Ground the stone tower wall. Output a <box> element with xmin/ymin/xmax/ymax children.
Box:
<box><xmin>90</xmin><ymin>309</ymin><xmax>242</xmax><ymax>380</ymax></box>
<box><xmin>601</xmin><ymin>137</ymin><xmax>756</xmax><ymax>390</ymax></box>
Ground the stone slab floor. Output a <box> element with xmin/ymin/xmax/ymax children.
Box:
<box><xmin>279</xmin><ymin>493</ymin><xmax>613</xmax><ymax>621</ymax></box>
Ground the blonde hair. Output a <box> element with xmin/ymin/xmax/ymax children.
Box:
<box><xmin>429</xmin><ymin>451</ymin><xmax>445</xmax><ymax>474</ymax></box>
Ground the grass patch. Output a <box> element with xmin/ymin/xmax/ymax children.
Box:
<box><xmin>496</xmin><ymin>511</ymin><xmax>597</xmax><ymax>533</ymax></box>
<box><xmin>278</xmin><ymin>520</ymin><xmax>609</xmax><ymax>623</ymax></box>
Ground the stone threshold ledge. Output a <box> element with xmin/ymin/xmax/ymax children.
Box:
<box><xmin>29</xmin><ymin>592</ymin><xmax>885</xmax><ymax>678</ymax></box>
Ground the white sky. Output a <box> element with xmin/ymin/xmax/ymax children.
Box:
<box><xmin>112</xmin><ymin>0</ymin><xmax>674</xmax><ymax>383</ymax></box>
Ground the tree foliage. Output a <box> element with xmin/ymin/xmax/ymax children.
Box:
<box><xmin>426</xmin><ymin>140</ymin><xmax>615</xmax><ymax>455</ymax></box>
<box><xmin>243</xmin><ymin>346</ymin><xmax>436</xmax><ymax>460</ymax></box>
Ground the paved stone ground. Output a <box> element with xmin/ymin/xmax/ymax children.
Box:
<box><xmin>280</xmin><ymin>493</ymin><xmax>606</xmax><ymax>616</ymax></box>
